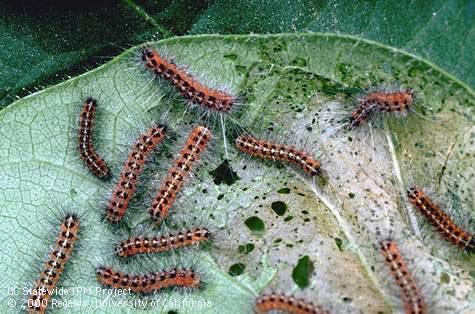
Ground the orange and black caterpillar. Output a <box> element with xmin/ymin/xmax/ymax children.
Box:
<box><xmin>115</xmin><ymin>227</ymin><xmax>210</xmax><ymax>257</ymax></box>
<box><xmin>77</xmin><ymin>97</ymin><xmax>110</xmax><ymax>178</ymax></box>
<box><xmin>235</xmin><ymin>135</ymin><xmax>321</xmax><ymax>176</ymax></box>
<box><xmin>149</xmin><ymin>125</ymin><xmax>211</xmax><ymax>222</ymax></box>
<box><xmin>350</xmin><ymin>89</ymin><xmax>413</xmax><ymax>127</ymax></box>
<box><xmin>106</xmin><ymin>125</ymin><xmax>167</xmax><ymax>223</ymax></box>
<box><xmin>407</xmin><ymin>187</ymin><xmax>474</xmax><ymax>252</ymax></box>
<box><xmin>142</xmin><ymin>47</ymin><xmax>235</xmax><ymax>112</ymax></box>
<box><xmin>380</xmin><ymin>240</ymin><xmax>426</xmax><ymax>314</ymax></box>
<box><xmin>96</xmin><ymin>266</ymin><xmax>200</xmax><ymax>293</ymax></box>
<box><xmin>255</xmin><ymin>293</ymin><xmax>329</xmax><ymax>314</ymax></box>
<box><xmin>28</xmin><ymin>215</ymin><xmax>80</xmax><ymax>313</ymax></box>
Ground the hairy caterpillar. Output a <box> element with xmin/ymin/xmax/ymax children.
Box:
<box><xmin>407</xmin><ymin>187</ymin><xmax>474</xmax><ymax>252</ymax></box>
<box><xmin>255</xmin><ymin>293</ymin><xmax>329</xmax><ymax>314</ymax></box>
<box><xmin>235</xmin><ymin>134</ymin><xmax>321</xmax><ymax>176</ymax></box>
<box><xmin>28</xmin><ymin>215</ymin><xmax>80</xmax><ymax>313</ymax></box>
<box><xmin>350</xmin><ymin>89</ymin><xmax>413</xmax><ymax>127</ymax></box>
<box><xmin>96</xmin><ymin>266</ymin><xmax>200</xmax><ymax>293</ymax></box>
<box><xmin>106</xmin><ymin>125</ymin><xmax>167</xmax><ymax>223</ymax></box>
<box><xmin>116</xmin><ymin>227</ymin><xmax>210</xmax><ymax>257</ymax></box>
<box><xmin>149</xmin><ymin>125</ymin><xmax>211</xmax><ymax>222</ymax></box>
<box><xmin>77</xmin><ymin>97</ymin><xmax>110</xmax><ymax>178</ymax></box>
<box><xmin>142</xmin><ymin>47</ymin><xmax>236</xmax><ymax>113</ymax></box>
<box><xmin>380</xmin><ymin>240</ymin><xmax>426</xmax><ymax>314</ymax></box>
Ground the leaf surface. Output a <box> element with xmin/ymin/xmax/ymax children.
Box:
<box><xmin>0</xmin><ymin>33</ymin><xmax>474</xmax><ymax>313</ymax></box>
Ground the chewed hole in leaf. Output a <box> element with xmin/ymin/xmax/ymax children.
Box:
<box><xmin>238</xmin><ymin>243</ymin><xmax>255</xmax><ymax>254</ymax></box>
<box><xmin>244</xmin><ymin>216</ymin><xmax>265</xmax><ymax>234</ymax></box>
<box><xmin>210</xmin><ymin>159</ymin><xmax>239</xmax><ymax>185</ymax></box>
<box><xmin>229</xmin><ymin>263</ymin><xmax>246</xmax><ymax>276</ymax></box>
<box><xmin>277</xmin><ymin>187</ymin><xmax>290</xmax><ymax>194</ymax></box>
<box><xmin>271</xmin><ymin>201</ymin><xmax>287</xmax><ymax>216</ymax></box>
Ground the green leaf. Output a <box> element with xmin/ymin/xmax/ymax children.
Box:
<box><xmin>0</xmin><ymin>33</ymin><xmax>474</xmax><ymax>313</ymax></box>
<box><xmin>0</xmin><ymin>1</ymin><xmax>210</xmax><ymax>109</ymax></box>
<box><xmin>194</xmin><ymin>0</ymin><xmax>475</xmax><ymax>88</ymax></box>
<box><xmin>190</xmin><ymin>0</ymin><xmax>325</xmax><ymax>34</ymax></box>
<box><xmin>2</xmin><ymin>1</ymin><xmax>473</xmax><ymax>111</ymax></box>
<box><xmin>229</xmin><ymin>263</ymin><xmax>246</xmax><ymax>277</ymax></box>
<box><xmin>305</xmin><ymin>0</ymin><xmax>475</xmax><ymax>88</ymax></box>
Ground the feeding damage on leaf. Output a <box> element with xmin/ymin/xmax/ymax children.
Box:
<box><xmin>0</xmin><ymin>34</ymin><xmax>473</xmax><ymax>313</ymax></box>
